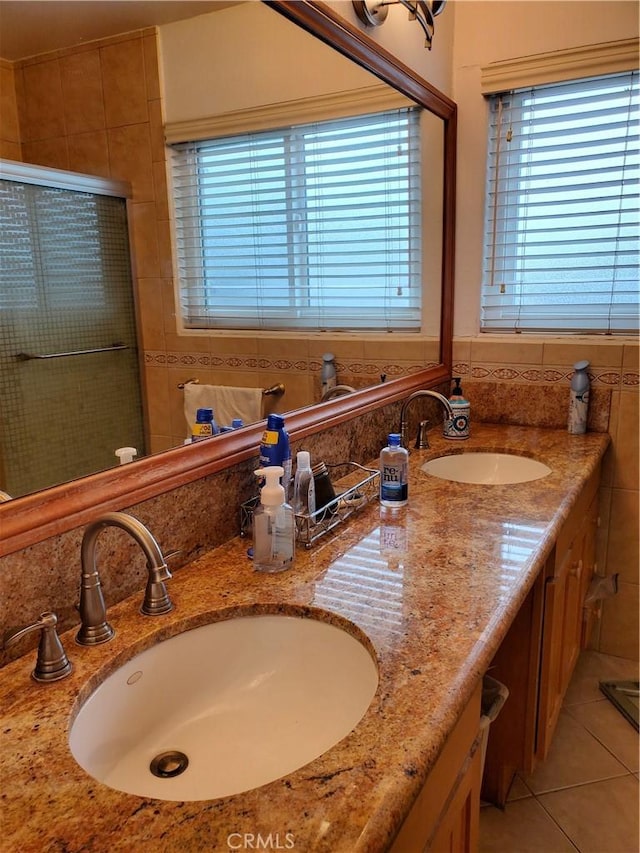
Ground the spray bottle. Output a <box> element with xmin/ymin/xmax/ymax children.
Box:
<box><xmin>568</xmin><ymin>360</ymin><xmax>590</xmax><ymax>435</ymax></box>
<box><xmin>252</xmin><ymin>466</ymin><xmax>295</xmax><ymax>573</ymax></box>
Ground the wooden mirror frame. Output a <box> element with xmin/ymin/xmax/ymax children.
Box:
<box><xmin>0</xmin><ymin>0</ymin><xmax>455</xmax><ymax>557</ymax></box>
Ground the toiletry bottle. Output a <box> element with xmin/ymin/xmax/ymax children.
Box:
<box><xmin>380</xmin><ymin>433</ymin><xmax>408</xmax><ymax>508</ymax></box>
<box><xmin>443</xmin><ymin>377</ymin><xmax>470</xmax><ymax>440</ymax></box>
<box><xmin>321</xmin><ymin>353</ymin><xmax>337</xmax><ymax>398</ymax></box>
<box><xmin>292</xmin><ymin>451</ymin><xmax>316</xmax><ymax>516</ymax></box>
<box><xmin>115</xmin><ymin>447</ymin><xmax>137</xmax><ymax>464</ymax></box>
<box><xmin>259</xmin><ymin>414</ymin><xmax>292</xmax><ymax>499</ymax></box>
<box><xmin>231</xmin><ymin>418</ymin><xmax>244</xmax><ymax>429</ymax></box>
<box><xmin>568</xmin><ymin>360</ymin><xmax>590</xmax><ymax>435</ymax></box>
<box><xmin>312</xmin><ymin>461</ymin><xmax>338</xmax><ymax>515</ymax></box>
<box><xmin>191</xmin><ymin>407</ymin><xmax>219</xmax><ymax>441</ymax></box>
<box><xmin>252</xmin><ymin>466</ymin><xmax>295</xmax><ymax>573</ymax></box>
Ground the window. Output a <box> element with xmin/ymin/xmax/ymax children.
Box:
<box><xmin>482</xmin><ymin>71</ymin><xmax>639</xmax><ymax>333</ymax></box>
<box><xmin>170</xmin><ymin>109</ymin><xmax>422</xmax><ymax>332</ymax></box>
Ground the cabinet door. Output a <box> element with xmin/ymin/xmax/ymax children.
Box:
<box><xmin>538</xmin><ymin>552</ymin><xmax>570</xmax><ymax>760</ymax></box>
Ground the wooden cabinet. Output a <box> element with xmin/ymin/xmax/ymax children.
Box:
<box><xmin>537</xmin><ymin>468</ymin><xmax>599</xmax><ymax>760</ymax></box>
<box><xmin>391</xmin><ymin>681</ymin><xmax>482</xmax><ymax>852</ymax></box>
<box><xmin>482</xmin><ymin>466</ymin><xmax>600</xmax><ymax>804</ymax></box>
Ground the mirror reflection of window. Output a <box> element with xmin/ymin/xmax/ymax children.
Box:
<box><xmin>171</xmin><ymin>108</ymin><xmax>423</xmax><ymax>332</ymax></box>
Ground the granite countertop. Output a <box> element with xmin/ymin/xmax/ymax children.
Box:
<box><xmin>0</xmin><ymin>424</ymin><xmax>609</xmax><ymax>853</ymax></box>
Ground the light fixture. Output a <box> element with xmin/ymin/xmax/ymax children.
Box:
<box><xmin>352</xmin><ymin>0</ymin><xmax>446</xmax><ymax>50</ymax></box>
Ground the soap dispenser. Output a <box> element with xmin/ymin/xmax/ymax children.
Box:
<box><xmin>252</xmin><ymin>466</ymin><xmax>295</xmax><ymax>573</ymax></box>
<box><xmin>443</xmin><ymin>377</ymin><xmax>470</xmax><ymax>440</ymax></box>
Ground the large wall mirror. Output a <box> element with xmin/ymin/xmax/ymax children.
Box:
<box><xmin>0</xmin><ymin>0</ymin><xmax>455</xmax><ymax>556</ymax></box>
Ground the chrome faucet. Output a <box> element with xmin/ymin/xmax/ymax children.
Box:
<box><xmin>399</xmin><ymin>390</ymin><xmax>455</xmax><ymax>450</ymax></box>
<box><xmin>321</xmin><ymin>384</ymin><xmax>356</xmax><ymax>402</ymax></box>
<box><xmin>76</xmin><ymin>511</ymin><xmax>172</xmax><ymax>646</ymax></box>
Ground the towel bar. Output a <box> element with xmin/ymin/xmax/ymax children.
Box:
<box><xmin>16</xmin><ymin>343</ymin><xmax>128</xmax><ymax>361</ymax></box>
<box><xmin>177</xmin><ymin>379</ymin><xmax>285</xmax><ymax>397</ymax></box>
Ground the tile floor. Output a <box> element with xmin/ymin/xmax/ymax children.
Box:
<box><xmin>479</xmin><ymin>650</ymin><xmax>639</xmax><ymax>853</ymax></box>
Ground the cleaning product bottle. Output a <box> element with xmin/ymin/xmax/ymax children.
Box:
<box><xmin>252</xmin><ymin>466</ymin><xmax>295</xmax><ymax>573</ymax></box>
<box><xmin>312</xmin><ymin>461</ymin><xmax>338</xmax><ymax>516</ymax></box>
<box><xmin>292</xmin><ymin>451</ymin><xmax>316</xmax><ymax>516</ymax></box>
<box><xmin>568</xmin><ymin>360</ymin><xmax>590</xmax><ymax>435</ymax></box>
<box><xmin>321</xmin><ymin>353</ymin><xmax>337</xmax><ymax>398</ymax></box>
<box><xmin>443</xmin><ymin>377</ymin><xmax>470</xmax><ymax>440</ymax></box>
<box><xmin>259</xmin><ymin>414</ymin><xmax>292</xmax><ymax>499</ymax></box>
<box><xmin>191</xmin><ymin>407</ymin><xmax>219</xmax><ymax>441</ymax></box>
<box><xmin>380</xmin><ymin>433</ymin><xmax>409</xmax><ymax>508</ymax></box>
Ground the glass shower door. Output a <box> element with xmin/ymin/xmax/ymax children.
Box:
<box><xmin>0</xmin><ymin>176</ymin><xmax>145</xmax><ymax>498</ymax></box>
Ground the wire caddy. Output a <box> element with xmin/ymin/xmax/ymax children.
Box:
<box><xmin>240</xmin><ymin>461</ymin><xmax>380</xmax><ymax>549</ymax></box>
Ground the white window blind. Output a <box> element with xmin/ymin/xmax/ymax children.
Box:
<box><xmin>482</xmin><ymin>71</ymin><xmax>639</xmax><ymax>333</ymax></box>
<box><xmin>170</xmin><ymin>109</ymin><xmax>422</xmax><ymax>331</ymax></box>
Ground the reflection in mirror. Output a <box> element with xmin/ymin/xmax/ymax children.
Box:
<box><xmin>0</xmin><ymin>0</ymin><xmax>455</xmax><ymax>555</ymax></box>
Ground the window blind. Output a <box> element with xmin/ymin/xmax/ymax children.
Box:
<box><xmin>481</xmin><ymin>71</ymin><xmax>639</xmax><ymax>333</ymax></box>
<box><xmin>170</xmin><ymin>108</ymin><xmax>422</xmax><ymax>331</ymax></box>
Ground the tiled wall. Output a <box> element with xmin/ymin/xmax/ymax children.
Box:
<box><xmin>0</xmin><ymin>59</ymin><xmax>20</xmax><ymax>159</ymax></box>
<box><xmin>454</xmin><ymin>336</ymin><xmax>639</xmax><ymax>661</ymax></box>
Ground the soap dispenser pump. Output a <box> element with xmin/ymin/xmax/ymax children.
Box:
<box><xmin>252</xmin><ymin>466</ymin><xmax>295</xmax><ymax>573</ymax></box>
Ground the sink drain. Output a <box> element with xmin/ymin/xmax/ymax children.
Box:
<box><xmin>150</xmin><ymin>750</ymin><xmax>189</xmax><ymax>778</ymax></box>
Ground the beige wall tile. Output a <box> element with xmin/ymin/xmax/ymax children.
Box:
<box><xmin>143</xmin><ymin>365</ymin><xmax>172</xmax><ymax>436</ymax></box>
<box><xmin>0</xmin><ymin>140</ymin><xmax>21</xmax><ymax>159</ymax></box>
<box><xmin>153</xmin><ymin>160</ymin><xmax>169</xmax><ymax>220</ymax></box>
<box><xmin>543</xmin><ymin>341</ymin><xmax>624</xmax><ymax>369</ymax></box>
<box><xmin>599</xmin><ymin>580</ymin><xmax>640</xmax><ymax>660</ymax></box>
<box><xmin>136</xmin><ymin>278</ymin><xmax>166</xmax><ymax>350</ymax></box>
<box><xmin>307</xmin><ymin>338</ymin><xmax>365</xmax><ymax>359</ymax></box>
<box><xmin>107</xmin><ymin>123</ymin><xmax>154</xmax><ymax>201</ymax></box>
<box><xmin>622</xmin><ymin>341</ymin><xmax>639</xmax><ymax>371</ymax></box>
<box><xmin>362</xmin><ymin>337</ymin><xmax>425</xmax><ymax>361</ymax></box>
<box><xmin>19</xmin><ymin>59</ymin><xmax>65</xmax><ymax>141</ymax></box>
<box><xmin>471</xmin><ymin>338</ymin><xmax>544</xmax><ymax>364</ymax></box>
<box><xmin>606</xmin><ymin>488</ymin><xmax>640</xmax><ymax>584</ymax></box>
<box><xmin>143</xmin><ymin>33</ymin><xmax>161</xmax><ymax>102</ymax></box>
<box><xmin>257</xmin><ymin>337</ymin><xmax>310</xmax><ymax>361</ymax></box>
<box><xmin>613</xmin><ymin>392</ymin><xmax>640</xmax><ymax>491</ymax></box>
<box><xmin>596</xmin><ymin>484</ymin><xmax>612</xmax><ymax>576</ymax></box>
<box><xmin>67</xmin><ymin>130</ymin><xmax>109</xmax><ymax>177</ymax></box>
<box><xmin>147</xmin><ymin>99</ymin><xmax>166</xmax><ymax>164</ymax></box>
<box><xmin>100</xmin><ymin>38</ymin><xmax>148</xmax><ymax>128</ymax></box>
<box><xmin>0</xmin><ymin>62</ymin><xmax>20</xmax><ymax>143</ymax></box>
<box><xmin>452</xmin><ymin>337</ymin><xmax>471</xmax><ymax>362</ymax></box>
<box><xmin>209</xmin><ymin>335</ymin><xmax>259</xmax><ymax>356</ymax></box>
<box><xmin>60</xmin><ymin>50</ymin><xmax>105</xmax><ymax>135</ymax></box>
<box><xmin>21</xmin><ymin>137</ymin><xmax>69</xmax><ymax>170</ymax></box>
<box><xmin>156</xmin><ymin>217</ymin><xmax>174</xmax><ymax>279</ymax></box>
<box><xmin>128</xmin><ymin>201</ymin><xmax>159</xmax><ymax>278</ymax></box>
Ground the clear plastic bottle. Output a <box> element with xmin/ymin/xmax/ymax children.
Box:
<box><xmin>380</xmin><ymin>433</ymin><xmax>408</xmax><ymax>508</ymax></box>
<box><xmin>292</xmin><ymin>451</ymin><xmax>316</xmax><ymax>516</ymax></box>
<box><xmin>252</xmin><ymin>466</ymin><xmax>295</xmax><ymax>573</ymax></box>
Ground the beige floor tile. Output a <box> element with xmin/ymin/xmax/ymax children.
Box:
<box><xmin>567</xmin><ymin>699</ymin><xmax>639</xmax><ymax>772</ymax></box>
<box><xmin>507</xmin><ymin>773</ymin><xmax>533</xmax><ymax>801</ymax></box>
<box><xmin>538</xmin><ymin>775</ymin><xmax>639</xmax><ymax>853</ymax></box>
<box><xmin>523</xmin><ymin>710</ymin><xmax>628</xmax><ymax>794</ymax></box>
<box><xmin>564</xmin><ymin>651</ymin><xmax>640</xmax><ymax>706</ymax></box>
<box><xmin>479</xmin><ymin>797</ymin><xmax>577</xmax><ymax>852</ymax></box>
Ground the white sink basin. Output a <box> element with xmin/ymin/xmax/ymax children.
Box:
<box><xmin>69</xmin><ymin>614</ymin><xmax>378</xmax><ymax>801</ymax></box>
<box><xmin>421</xmin><ymin>452</ymin><xmax>551</xmax><ymax>485</ymax></box>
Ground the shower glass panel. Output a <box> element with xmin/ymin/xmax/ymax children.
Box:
<box><xmin>0</xmin><ymin>176</ymin><xmax>145</xmax><ymax>498</ymax></box>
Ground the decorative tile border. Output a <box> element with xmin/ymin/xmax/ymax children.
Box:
<box><xmin>454</xmin><ymin>362</ymin><xmax>639</xmax><ymax>390</ymax></box>
<box><xmin>143</xmin><ymin>350</ymin><xmax>435</xmax><ymax>379</ymax></box>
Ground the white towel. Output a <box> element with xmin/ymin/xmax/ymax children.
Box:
<box><xmin>183</xmin><ymin>384</ymin><xmax>263</xmax><ymax>431</ymax></box>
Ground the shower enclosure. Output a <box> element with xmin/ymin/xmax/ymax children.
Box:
<box><xmin>0</xmin><ymin>161</ymin><xmax>145</xmax><ymax>498</ymax></box>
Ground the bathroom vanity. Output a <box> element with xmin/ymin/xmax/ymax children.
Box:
<box><xmin>0</xmin><ymin>424</ymin><xmax>608</xmax><ymax>852</ymax></box>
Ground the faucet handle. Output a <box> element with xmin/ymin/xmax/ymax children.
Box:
<box><xmin>415</xmin><ymin>419</ymin><xmax>432</xmax><ymax>449</ymax></box>
<box><xmin>141</xmin><ymin>561</ymin><xmax>173</xmax><ymax>616</ymax></box>
<box><xmin>3</xmin><ymin>612</ymin><xmax>73</xmax><ymax>682</ymax></box>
